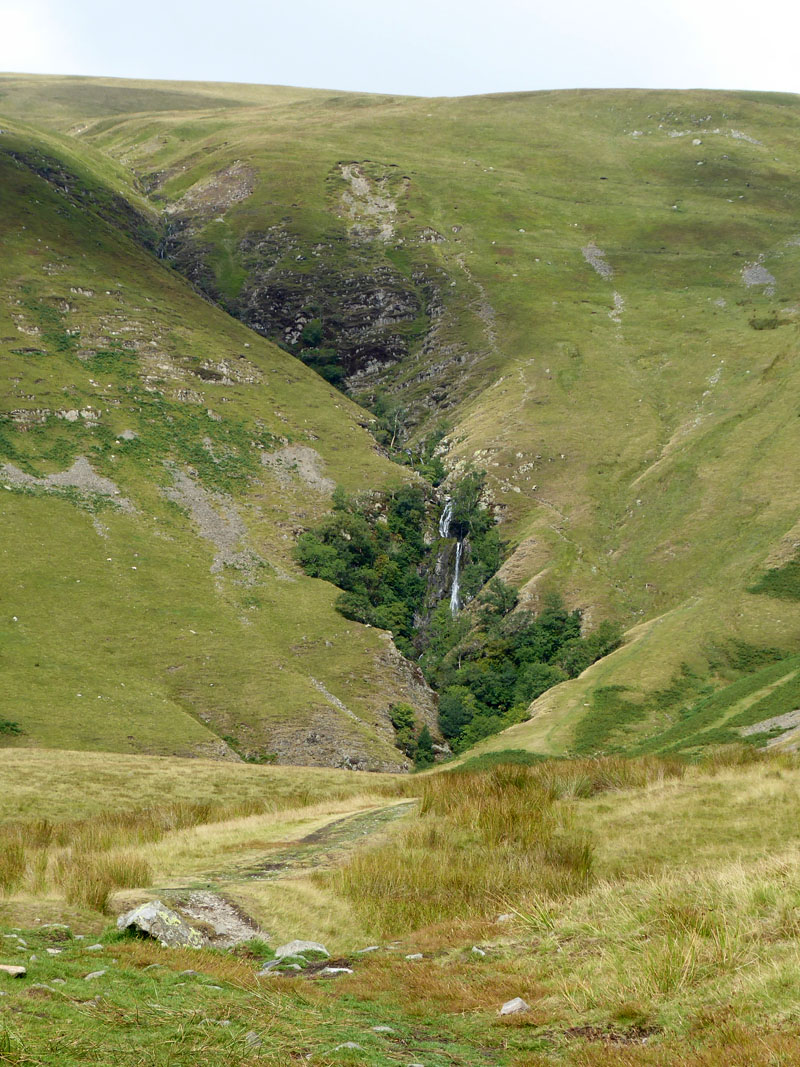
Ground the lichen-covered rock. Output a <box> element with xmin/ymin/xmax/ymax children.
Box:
<box><xmin>116</xmin><ymin>900</ymin><xmax>205</xmax><ymax>948</ymax></box>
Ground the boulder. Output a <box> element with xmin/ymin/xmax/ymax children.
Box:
<box><xmin>0</xmin><ymin>965</ymin><xmax>26</xmax><ymax>978</ymax></box>
<box><xmin>116</xmin><ymin>900</ymin><xmax>205</xmax><ymax>948</ymax></box>
<box><xmin>274</xmin><ymin>939</ymin><xmax>328</xmax><ymax>960</ymax></box>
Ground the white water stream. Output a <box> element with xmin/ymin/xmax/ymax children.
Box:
<box><xmin>439</xmin><ymin>498</ymin><xmax>463</xmax><ymax>614</ymax></box>
<box><xmin>450</xmin><ymin>539</ymin><xmax>462</xmax><ymax>615</ymax></box>
<box><xmin>438</xmin><ymin>497</ymin><xmax>454</xmax><ymax>538</ymax></box>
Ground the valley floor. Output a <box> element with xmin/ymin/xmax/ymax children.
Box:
<box><xmin>1</xmin><ymin>749</ymin><xmax>800</xmax><ymax>1064</ymax></box>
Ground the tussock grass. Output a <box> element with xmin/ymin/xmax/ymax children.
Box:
<box><xmin>514</xmin><ymin>754</ymin><xmax>687</xmax><ymax>798</ymax></box>
<box><xmin>56</xmin><ymin>850</ymin><xmax>153</xmax><ymax>913</ymax></box>
<box><xmin>331</xmin><ymin>764</ymin><xmax>594</xmax><ymax>935</ymax></box>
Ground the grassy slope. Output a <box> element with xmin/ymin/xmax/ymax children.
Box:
<box><xmin>4</xmin><ymin>76</ymin><xmax>800</xmax><ymax>755</ymax></box>
<box><xmin>0</xmin><ymin>114</ymin><xmax>434</xmax><ymax>767</ymax></box>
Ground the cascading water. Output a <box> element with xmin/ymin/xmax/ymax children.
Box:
<box><xmin>450</xmin><ymin>539</ymin><xmax>462</xmax><ymax>615</ymax></box>
<box><xmin>439</xmin><ymin>497</ymin><xmax>462</xmax><ymax>614</ymax></box>
<box><xmin>438</xmin><ymin>497</ymin><xmax>454</xmax><ymax>538</ymax></box>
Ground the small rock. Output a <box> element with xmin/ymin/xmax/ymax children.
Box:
<box><xmin>207</xmin><ymin>984</ymin><xmax>223</xmax><ymax>990</ymax></box>
<box><xmin>256</xmin><ymin>960</ymin><xmax>281</xmax><ymax>975</ymax></box>
<box><xmin>334</xmin><ymin>1043</ymin><xmax>364</xmax><ymax>1051</ymax></box>
<box><xmin>87</xmin><ymin>944</ymin><xmax>104</xmax><ymax>951</ymax></box>
<box><xmin>84</xmin><ymin>970</ymin><xmax>107</xmax><ymax>981</ymax></box>
<box><xmin>274</xmin><ymin>940</ymin><xmax>328</xmax><ymax>960</ymax></box>
<box><xmin>321</xmin><ymin>967</ymin><xmax>353</xmax><ymax>975</ymax></box>
<box><xmin>46</xmin><ymin>948</ymin><xmax>62</xmax><ymax>956</ymax></box>
<box><xmin>180</xmin><ymin>969</ymin><xmax>199</xmax><ymax>976</ymax></box>
<box><xmin>244</xmin><ymin>1031</ymin><xmax>262</xmax><ymax>1048</ymax></box>
<box><xmin>142</xmin><ymin>964</ymin><xmax>162</xmax><ymax>971</ymax></box>
<box><xmin>51</xmin><ymin>978</ymin><xmax>66</xmax><ymax>985</ymax></box>
<box><xmin>117</xmin><ymin>429</ymin><xmax>138</xmax><ymax>441</ymax></box>
<box><xmin>471</xmin><ymin>946</ymin><xmax>486</xmax><ymax>957</ymax></box>
<box><xmin>499</xmin><ymin>997</ymin><xmax>530</xmax><ymax>1016</ymax></box>
<box><xmin>29</xmin><ymin>954</ymin><xmax>37</xmax><ymax>961</ymax></box>
<box><xmin>405</xmin><ymin>953</ymin><xmax>423</xmax><ymax>960</ymax></box>
<box><xmin>356</xmin><ymin>945</ymin><xmax>381</xmax><ymax>954</ymax></box>
<box><xmin>0</xmin><ymin>965</ymin><xmax>26</xmax><ymax>978</ymax></box>
<box><xmin>372</xmin><ymin>1025</ymin><xmax>395</xmax><ymax>1033</ymax></box>
<box><xmin>496</xmin><ymin>913</ymin><xmax>514</xmax><ymax>923</ymax></box>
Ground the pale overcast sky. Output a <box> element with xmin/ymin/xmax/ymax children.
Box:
<box><xmin>1</xmin><ymin>0</ymin><xmax>798</xmax><ymax>97</ymax></box>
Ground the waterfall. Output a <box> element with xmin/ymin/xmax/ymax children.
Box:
<box><xmin>450</xmin><ymin>539</ymin><xmax>462</xmax><ymax>615</ymax></box>
<box><xmin>438</xmin><ymin>497</ymin><xmax>454</xmax><ymax>538</ymax></box>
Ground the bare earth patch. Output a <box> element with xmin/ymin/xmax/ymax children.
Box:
<box><xmin>261</xmin><ymin>445</ymin><xmax>334</xmax><ymax>494</ymax></box>
<box><xmin>1</xmin><ymin>456</ymin><xmax>134</xmax><ymax>511</ymax></box>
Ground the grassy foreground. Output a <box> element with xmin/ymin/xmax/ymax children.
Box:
<box><xmin>2</xmin><ymin>748</ymin><xmax>800</xmax><ymax>1063</ymax></box>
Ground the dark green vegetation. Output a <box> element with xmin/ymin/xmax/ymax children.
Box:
<box><xmin>749</xmin><ymin>553</ymin><xmax>800</xmax><ymax>600</ymax></box>
<box><xmin>297</xmin><ymin>477</ymin><xmax>621</xmax><ymax>749</ymax></box>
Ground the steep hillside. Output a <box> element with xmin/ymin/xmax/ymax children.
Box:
<box><xmin>4</xmin><ymin>75</ymin><xmax>800</xmax><ymax>758</ymax></box>
<box><xmin>0</xmin><ymin>116</ymin><xmax>437</xmax><ymax>769</ymax></box>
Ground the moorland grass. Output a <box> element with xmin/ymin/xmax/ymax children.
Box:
<box><xmin>2</xmin><ymin>751</ymin><xmax>800</xmax><ymax>1063</ymax></box>
<box><xmin>330</xmin><ymin>758</ymin><xmax>688</xmax><ymax>936</ymax></box>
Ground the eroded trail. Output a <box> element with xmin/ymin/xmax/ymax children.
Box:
<box><xmin>246</xmin><ymin>800</ymin><xmax>416</xmax><ymax>880</ymax></box>
<box><xmin>148</xmin><ymin>802</ymin><xmax>416</xmax><ymax>900</ymax></box>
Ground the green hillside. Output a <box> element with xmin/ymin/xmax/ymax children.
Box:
<box><xmin>3</xmin><ymin>74</ymin><xmax>800</xmax><ymax>759</ymax></box>
<box><xmin>0</xmin><ymin>113</ymin><xmax>437</xmax><ymax>769</ymax></box>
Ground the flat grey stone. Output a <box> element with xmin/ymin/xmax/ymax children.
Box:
<box><xmin>320</xmin><ymin>967</ymin><xmax>353</xmax><ymax>975</ymax></box>
<box><xmin>274</xmin><ymin>939</ymin><xmax>328</xmax><ymax>959</ymax></box>
<box><xmin>256</xmin><ymin>960</ymin><xmax>281</xmax><ymax>975</ymax></box>
<box><xmin>372</xmin><ymin>1025</ymin><xmax>395</xmax><ymax>1033</ymax></box>
<box><xmin>334</xmin><ymin>1043</ymin><xmax>364</xmax><ymax>1051</ymax></box>
<box><xmin>404</xmin><ymin>953</ymin><xmax>423</xmax><ymax>960</ymax></box>
<box><xmin>499</xmin><ymin>996</ymin><xmax>530</xmax><ymax>1016</ymax></box>
<box><xmin>84</xmin><ymin>970</ymin><xmax>107</xmax><ymax>981</ymax></box>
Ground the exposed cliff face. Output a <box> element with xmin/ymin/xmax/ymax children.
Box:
<box><xmin>162</xmin><ymin>222</ymin><xmax>435</xmax><ymax>386</ymax></box>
